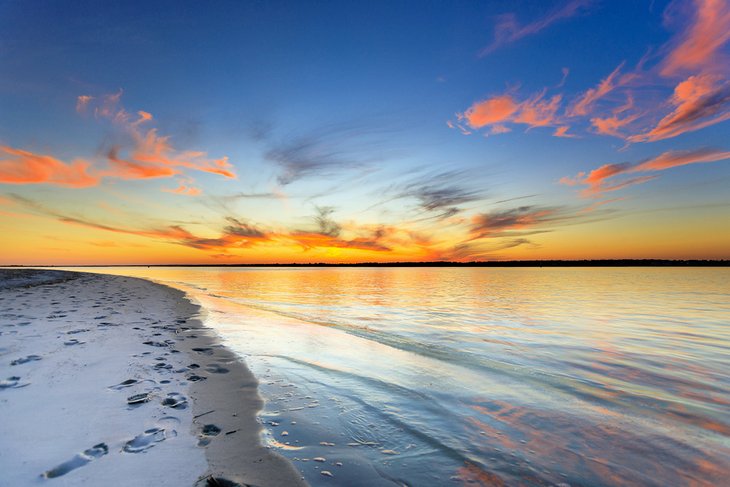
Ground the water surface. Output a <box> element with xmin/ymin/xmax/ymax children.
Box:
<box><xmin>72</xmin><ymin>267</ymin><xmax>730</xmax><ymax>486</ymax></box>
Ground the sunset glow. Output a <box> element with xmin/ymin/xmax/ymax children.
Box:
<box><xmin>1</xmin><ymin>0</ymin><xmax>729</xmax><ymax>264</ymax></box>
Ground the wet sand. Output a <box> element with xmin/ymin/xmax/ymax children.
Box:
<box><xmin>0</xmin><ymin>269</ymin><xmax>306</xmax><ymax>486</ymax></box>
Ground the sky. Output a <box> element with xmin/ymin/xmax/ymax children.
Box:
<box><xmin>1</xmin><ymin>0</ymin><xmax>729</xmax><ymax>264</ymax></box>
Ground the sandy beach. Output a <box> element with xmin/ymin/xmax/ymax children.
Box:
<box><xmin>0</xmin><ymin>269</ymin><xmax>306</xmax><ymax>486</ymax></box>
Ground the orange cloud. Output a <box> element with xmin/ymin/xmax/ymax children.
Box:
<box><xmin>163</xmin><ymin>183</ymin><xmax>202</xmax><ymax>196</ymax></box>
<box><xmin>470</xmin><ymin>206</ymin><xmax>558</xmax><ymax>238</ymax></box>
<box><xmin>633</xmin><ymin>147</ymin><xmax>730</xmax><ymax>171</ymax></box>
<box><xmin>105</xmin><ymin>146</ymin><xmax>179</xmax><ymax>179</ymax></box>
<box><xmin>513</xmin><ymin>92</ymin><xmax>562</xmax><ymax>128</ymax></box>
<box><xmin>478</xmin><ymin>0</ymin><xmax>593</xmax><ymax>57</ymax></box>
<box><xmin>553</xmin><ymin>126</ymin><xmax>576</xmax><ymax>138</ymax></box>
<box><xmin>76</xmin><ymin>95</ymin><xmax>93</xmax><ymax>114</ymax></box>
<box><xmin>568</xmin><ymin>63</ymin><xmax>628</xmax><ymax>117</ymax></box>
<box><xmin>0</xmin><ymin>145</ymin><xmax>98</xmax><ymax>187</ymax></box>
<box><xmin>89</xmin><ymin>93</ymin><xmax>238</xmax><ymax>180</ymax></box>
<box><xmin>461</xmin><ymin>95</ymin><xmax>518</xmax><ymax>128</ymax></box>
<box><xmin>457</xmin><ymin>90</ymin><xmax>562</xmax><ymax>133</ymax></box>
<box><xmin>2</xmin><ymin>92</ymin><xmax>236</xmax><ymax>190</ymax></box>
<box><xmin>579</xmin><ymin>197</ymin><xmax>625</xmax><ymax>213</ymax></box>
<box><xmin>629</xmin><ymin>74</ymin><xmax>730</xmax><ymax>142</ymax></box>
<box><xmin>661</xmin><ymin>0</ymin><xmax>730</xmax><ymax>77</ymax></box>
<box><xmin>561</xmin><ymin>147</ymin><xmax>730</xmax><ymax>196</ymax></box>
<box><xmin>590</xmin><ymin>93</ymin><xmax>640</xmax><ymax>137</ymax></box>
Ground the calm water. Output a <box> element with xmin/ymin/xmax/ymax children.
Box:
<box><xmin>71</xmin><ymin>267</ymin><xmax>730</xmax><ymax>486</ymax></box>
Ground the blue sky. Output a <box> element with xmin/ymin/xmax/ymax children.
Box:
<box><xmin>1</xmin><ymin>0</ymin><xmax>729</xmax><ymax>263</ymax></box>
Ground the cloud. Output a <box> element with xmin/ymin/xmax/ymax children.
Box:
<box><xmin>478</xmin><ymin>0</ymin><xmax>594</xmax><ymax>57</ymax></box>
<box><xmin>561</xmin><ymin>147</ymin><xmax>730</xmax><ymax>196</ymax></box>
<box><xmin>289</xmin><ymin>207</ymin><xmax>393</xmax><ymax>252</ymax></box>
<box><xmin>470</xmin><ymin>205</ymin><xmax>560</xmax><ymax>238</ymax></box>
<box><xmin>553</xmin><ymin>126</ymin><xmax>577</xmax><ymax>138</ymax></box>
<box><xmin>8</xmin><ymin>193</ymin><xmax>275</xmax><ymax>252</ymax></box>
<box><xmin>222</xmin><ymin>217</ymin><xmax>268</xmax><ymax>238</ymax></box>
<box><xmin>460</xmin><ymin>95</ymin><xmax>518</xmax><ymax>128</ymax></box>
<box><xmin>458</xmin><ymin>1</ymin><xmax>730</xmax><ymax>143</ymax></box>
<box><xmin>661</xmin><ymin>0</ymin><xmax>730</xmax><ymax>77</ymax></box>
<box><xmin>394</xmin><ymin>170</ymin><xmax>484</xmax><ymax>219</ymax></box>
<box><xmin>1</xmin><ymin>92</ymin><xmax>236</xmax><ymax>189</ymax></box>
<box><xmin>105</xmin><ymin>146</ymin><xmax>179</xmax><ymax>179</ymax></box>
<box><xmin>633</xmin><ymin>147</ymin><xmax>730</xmax><ymax>171</ymax></box>
<box><xmin>440</xmin><ymin>238</ymin><xmax>534</xmax><ymax>261</ymax></box>
<box><xmin>628</xmin><ymin>74</ymin><xmax>730</xmax><ymax>142</ymax></box>
<box><xmin>83</xmin><ymin>93</ymin><xmax>236</xmax><ymax>179</ymax></box>
<box><xmin>456</xmin><ymin>89</ymin><xmax>562</xmax><ymax>133</ymax></box>
<box><xmin>263</xmin><ymin>123</ymin><xmax>384</xmax><ymax>185</ymax></box>
<box><xmin>312</xmin><ymin>206</ymin><xmax>342</xmax><ymax>237</ymax></box>
<box><xmin>76</xmin><ymin>95</ymin><xmax>93</xmax><ymax>114</ymax></box>
<box><xmin>163</xmin><ymin>182</ymin><xmax>202</xmax><ymax>196</ymax></box>
<box><xmin>122</xmin><ymin>111</ymin><xmax>236</xmax><ymax>179</ymax></box>
<box><xmin>590</xmin><ymin>94</ymin><xmax>640</xmax><ymax>137</ymax></box>
<box><xmin>578</xmin><ymin>197</ymin><xmax>626</xmax><ymax>214</ymax></box>
<box><xmin>0</xmin><ymin>145</ymin><xmax>98</xmax><ymax>187</ymax></box>
<box><xmin>568</xmin><ymin>63</ymin><xmax>630</xmax><ymax>117</ymax></box>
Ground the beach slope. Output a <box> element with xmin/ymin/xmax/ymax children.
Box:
<box><xmin>0</xmin><ymin>269</ymin><xmax>305</xmax><ymax>486</ymax></box>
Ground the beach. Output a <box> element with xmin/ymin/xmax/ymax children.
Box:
<box><xmin>0</xmin><ymin>269</ymin><xmax>305</xmax><ymax>486</ymax></box>
<box><xmin>2</xmin><ymin>266</ymin><xmax>729</xmax><ymax>486</ymax></box>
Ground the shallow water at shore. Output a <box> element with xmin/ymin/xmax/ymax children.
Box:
<box><xmin>66</xmin><ymin>266</ymin><xmax>730</xmax><ymax>486</ymax></box>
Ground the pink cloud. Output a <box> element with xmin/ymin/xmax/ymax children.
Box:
<box><xmin>0</xmin><ymin>145</ymin><xmax>98</xmax><ymax>187</ymax></box>
<box><xmin>661</xmin><ymin>0</ymin><xmax>730</xmax><ymax>77</ymax></box>
<box><xmin>561</xmin><ymin>147</ymin><xmax>730</xmax><ymax>196</ymax></box>
<box><xmin>163</xmin><ymin>182</ymin><xmax>202</xmax><ymax>196</ymax></box>
<box><xmin>568</xmin><ymin>63</ymin><xmax>630</xmax><ymax>117</ymax></box>
<box><xmin>479</xmin><ymin>0</ymin><xmax>594</xmax><ymax>57</ymax></box>
<box><xmin>456</xmin><ymin>90</ymin><xmax>562</xmax><ymax>133</ymax></box>
<box><xmin>629</xmin><ymin>74</ymin><xmax>730</xmax><ymax>142</ymax></box>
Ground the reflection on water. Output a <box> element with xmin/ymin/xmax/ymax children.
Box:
<box><xmin>73</xmin><ymin>267</ymin><xmax>730</xmax><ymax>486</ymax></box>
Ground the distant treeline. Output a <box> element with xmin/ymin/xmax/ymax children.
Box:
<box><xmin>15</xmin><ymin>259</ymin><xmax>730</xmax><ymax>267</ymax></box>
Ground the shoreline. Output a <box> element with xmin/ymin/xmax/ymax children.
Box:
<box><xmin>0</xmin><ymin>269</ymin><xmax>306</xmax><ymax>486</ymax></box>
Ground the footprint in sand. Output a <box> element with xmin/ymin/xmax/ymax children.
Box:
<box><xmin>191</xmin><ymin>347</ymin><xmax>214</xmax><ymax>356</ymax></box>
<box><xmin>127</xmin><ymin>392</ymin><xmax>151</xmax><ymax>405</ymax></box>
<box><xmin>109</xmin><ymin>379</ymin><xmax>139</xmax><ymax>390</ymax></box>
<box><xmin>196</xmin><ymin>476</ymin><xmax>246</xmax><ymax>487</ymax></box>
<box><xmin>42</xmin><ymin>443</ymin><xmax>108</xmax><ymax>478</ymax></box>
<box><xmin>197</xmin><ymin>424</ymin><xmax>222</xmax><ymax>447</ymax></box>
<box><xmin>206</xmin><ymin>364</ymin><xmax>230</xmax><ymax>374</ymax></box>
<box><xmin>0</xmin><ymin>376</ymin><xmax>28</xmax><ymax>389</ymax></box>
<box><xmin>162</xmin><ymin>392</ymin><xmax>188</xmax><ymax>409</ymax></box>
<box><xmin>10</xmin><ymin>354</ymin><xmax>42</xmax><ymax>366</ymax></box>
<box><xmin>122</xmin><ymin>428</ymin><xmax>176</xmax><ymax>453</ymax></box>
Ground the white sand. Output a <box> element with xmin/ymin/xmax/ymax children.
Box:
<box><xmin>0</xmin><ymin>270</ymin><xmax>306</xmax><ymax>486</ymax></box>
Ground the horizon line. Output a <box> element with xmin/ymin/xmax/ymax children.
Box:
<box><xmin>5</xmin><ymin>259</ymin><xmax>729</xmax><ymax>268</ymax></box>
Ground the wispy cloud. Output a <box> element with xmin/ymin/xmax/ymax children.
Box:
<box><xmin>163</xmin><ymin>181</ymin><xmax>202</xmax><ymax>196</ymax></box>
<box><xmin>561</xmin><ymin>147</ymin><xmax>730</xmax><ymax>196</ymax></box>
<box><xmin>394</xmin><ymin>170</ymin><xmax>485</xmax><ymax>219</ymax></box>
<box><xmin>455</xmin><ymin>89</ymin><xmax>563</xmax><ymax>133</ymax></box>
<box><xmin>568</xmin><ymin>63</ymin><xmax>633</xmax><ymax>117</ymax></box>
<box><xmin>1</xmin><ymin>92</ymin><xmax>236</xmax><ymax>192</ymax></box>
<box><xmin>470</xmin><ymin>205</ymin><xmax>561</xmax><ymax>239</ymax></box>
<box><xmin>660</xmin><ymin>0</ymin><xmax>730</xmax><ymax>76</ymax></box>
<box><xmin>0</xmin><ymin>145</ymin><xmax>98</xmax><ymax>187</ymax></box>
<box><xmin>628</xmin><ymin>74</ymin><xmax>730</xmax><ymax>142</ymax></box>
<box><xmin>86</xmin><ymin>96</ymin><xmax>237</xmax><ymax>180</ymax></box>
<box><xmin>459</xmin><ymin>0</ymin><xmax>730</xmax><ymax>143</ymax></box>
<box><xmin>478</xmin><ymin>0</ymin><xmax>594</xmax><ymax>57</ymax></box>
<box><xmin>262</xmin><ymin>122</ymin><xmax>390</xmax><ymax>185</ymax></box>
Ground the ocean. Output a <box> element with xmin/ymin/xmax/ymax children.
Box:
<box><xmin>72</xmin><ymin>266</ymin><xmax>730</xmax><ymax>486</ymax></box>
